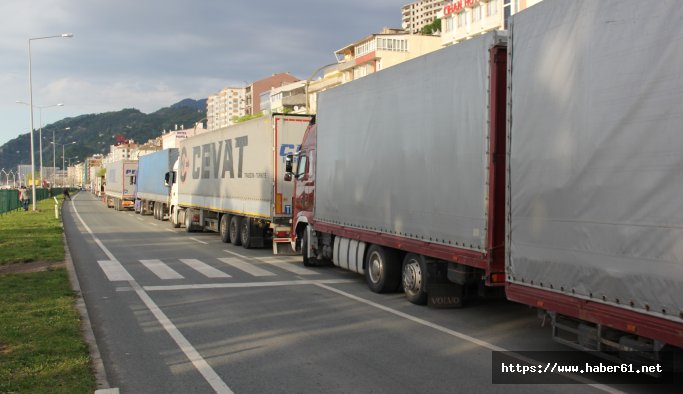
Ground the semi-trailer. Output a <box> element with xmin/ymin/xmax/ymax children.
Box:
<box><xmin>287</xmin><ymin>30</ymin><xmax>509</xmax><ymax>307</ymax></box>
<box><xmin>104</xmin><ymin>159</ymin><xmax>138</xmax><ymax>211</ymax></box>
<box><xmin>286</xmin><ymin>0</ymin><xmax>683</xmax><ymax>363</ymax></box>
<box><xmin>504</xmin><ymin>0</ymin><xmax>683</xmax><ymax>359</ymax></box>
<box><xmin>168</xmin><ymin>114</ymin><xmax>312</xmax><ymax>251</ymax></box>
<box><xmin>135</xmin><ymin>148</ymin><xmax>178</xmax><ymax>220</ymax></box>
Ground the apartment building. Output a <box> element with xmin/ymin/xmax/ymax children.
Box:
<box><xmin>266</xmin><ymin>81</ymin><xmax>306</xmax><ymax>114</ymax></box>
<box><xmin>440</xmin><ymin>0</ymin><xmax>543</xmax><ymax>45</ymax></box>
<box><xmin>245</xmin><ymin>73</ymin><xmax>300</xmax><ymax>116</ymax></box>
<box><xmin>207</xmin><ymin>87</ymin><xmax>247</xmax><ymax>131</ymax></box>
<box><xmin>402</xmin><ymin>0</ymin><xmax>449</xmax><ymax>34</ymax></box>
<box><xmin>307</xmin><ymin>28</ymin><xmax>442</xmax><ymax>113</ymax></box>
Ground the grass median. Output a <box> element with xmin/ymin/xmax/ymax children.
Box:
<box><xmin>0</xmin><ymin>196</ymin><xmax>95</xmax><ymax>393</ymax></box>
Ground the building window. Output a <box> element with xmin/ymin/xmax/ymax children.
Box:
<box><xmin>444</xmin><ymin>17</ymin><xmax>453</xmax><ymax>33</ymax></box>
<box><xmin>355</xmin><ymin>39</ymin><xmax>377</xmax><ymax>58</ymax></box>
<box><xmin>487</xmin><ymin>0</ymin><xmax>498</xmax><ymax>17</ymax></box>
<box><xmin>472</xmin><ymin>4</ymin><xmax>482</xmax><ymax>22</ymax></box>
<box><xmin>354</xmin><ymin>65</ymin><xmax>369</xmax><ymax>79</ymax></box>
<box><xmin>457</xmin><ymin>11</ymin><xmax>466</xmax><ymax>28</ymax></box>
<box><xmin>504</xmin><ymin>0</ymin><xmax>512</xmax><ymax>29</ymax></box>
<box><xmin>375</xmin><ymin>37</ymin><xmax>408</xmax><ymax>53</ymax></box>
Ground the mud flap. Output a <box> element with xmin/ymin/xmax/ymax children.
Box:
<box><xmin>427</xmin><ymin>283</ymin><xmax>465</xmax><ymax>308</ymax></box>
<box><xmin>273</xmin><ymin>240</ymin><xmax>298</xmax><ymax>255</ymax></box>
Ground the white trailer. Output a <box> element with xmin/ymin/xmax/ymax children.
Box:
<box><xmin>169</xmin><ymin>114</ymin><xmax>311</xmax><ymax>251</ymax></box>
<box><xmin>104</xmin><ymin>159</ymin><xmax>137</xmax><ymax>211</ymax></box>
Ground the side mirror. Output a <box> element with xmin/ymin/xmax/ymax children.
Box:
<box><xmin>284</xmin><ymin>173</ymin><xmax>292</xmax><ymax>182</ymax></box>
<box><xmin>285</xmin><ymin>154</ymin><xmax>294</xmax><ymax>173</ymax></box>
<box><xmin>164</xmin><ymin>172</ymin><xmax>170</xmax><ymax>187</ymax></box>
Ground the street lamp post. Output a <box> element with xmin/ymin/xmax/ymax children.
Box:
<box><xmin>305</xmin><ymin>62</ymin><xmax>338</xmax><ymax>113</ymax></box>
<box><xmin>67</xmin><ymin>156</ymin><xmax>78</xmax><ymax>187</ymax></box>
<box><xmin>53</xmin><ymin>141</ymin><xmax>76</xmax><ymax>187</ymax></box>
<box><xmin>55</xmin><ymin>127</ymin><xmax>70</xmax><ymax>186</ymax></box>
<box><xmin>26</xmin><ymin>33</ymin><xmax>73</xmax><ymax>210</ymax></box>
<box><xmin>16</xmin><ymin>102</ymin><xmax>64</xmax><ymax>186</ymax></box>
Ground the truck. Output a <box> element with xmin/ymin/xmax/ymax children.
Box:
<box><xmin>168</xmin><ymin>114</ymin><xmax>312</xmax><ymax>251</ymax></box>
<box><xmin>504</xmin><ymin>0</ymin><xmax>683</xmax><ymax>361</ymax></box>
<box><xmin>105</xmin><ymin>159</ymin><xmax>137</xmax><ymax>211</ymax></box>
<box><xmin>287</xmin><ymin>0</ymin><xmax>682</xmax><ymax>363</ymax></box>
<box><xmin>287</xmin><ymin>30</ymin><xmax>509</xmax><ymax>307</ymax></box>
<box><xmin>135</xmin><ymin>148</ymin><xmax>178</xmax><ymax>220</ymax></box>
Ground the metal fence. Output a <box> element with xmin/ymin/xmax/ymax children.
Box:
<box><xmin>0</xmin><ymin>188</ymin><xmax>70</xmax><ymax>214</ymax></box>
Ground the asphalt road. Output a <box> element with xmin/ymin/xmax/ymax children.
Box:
<box><xmin>62</xmin><ymin>192</ymin><xmax>667</xmax><ymax>394</ymax></box>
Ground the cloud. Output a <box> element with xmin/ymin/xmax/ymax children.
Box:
<box><xmin>0</xmin><ymin>0</ymin><xmax>402</xmax><ymax>145</ymax></box>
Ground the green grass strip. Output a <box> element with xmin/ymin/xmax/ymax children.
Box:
<box><xmin>0</xmin><ymin>197</ymin><xmax>65</xmax><ymax>265</ymax></box>
<box><xmin>0</xmin><ymin>194</ymin><xmax>95</xmax><ymax>393</ymax></box>
<box><xmin>0</xmin><ymin>270</ymin><xmax>95</xmax><ymax>393</ymax></box>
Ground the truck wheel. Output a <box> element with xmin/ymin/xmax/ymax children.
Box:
<box><xmin>230</xmin><ymin>216</ymin><xmax>242</xmax><ymax>246</ymax></box>
<box><xmin>365</xmin><ymin>245</ymin><xmax>401</xmax><ymax>293</ymax></box>
<box><xmin>402</xmin><ymin>254</ymin><xmax>428</xmax><ymax>305</ymax></box>
<box><xmin>152</xmin><ymin>204</ymin><xmax>158</xmax><ymax>219</ymax></box>
<box><xmin>171</xmin><ymin>208</ymin><xmax>181</xmax><ymax>228</ymax></box>
<box><xmin>220</xmin><ymin>214</ymin><xmax>231</xmax><ymax>243</ymax></box>
<box><xmin>185</xmin><ymin>208</ymin><xmax>194</xmax><ymax>232</ymax></box>
<box><xmin>241</xmin><ymin>218</ymin><xmax>252</xmax><ymax>249</ymax></box>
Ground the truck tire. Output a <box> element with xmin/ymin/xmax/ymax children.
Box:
<box><xmin>240</xmin><ymin>218</ymin><xmax>252</xmax><ymax>249</ymax></box>
<box><xmin>171</xmin><ymin>207</ymin><xmax>181</xmax><ymax>228</ymax></box>
<box><xmin>365</xmin><ymin>245</ymin><xmax>401</xmax><ymax>293</ymax></box>
<box><xmin>185</xmin><ymin>208</ymin><xmax>194</xmax><ymax>232</ymax></box>
<box><xmin>220</xmin><ymin>214</ymin><xmax>231</xmax><ymax>243</ymax></box>
<box><xmin>230</xmin><ymin>216</ymin><xmax>242</xmax><ymax>246</ymax></box>
<box><xmin>402</xmin><ymin>253</ymin><xmax>428</xmax><ymax>305</ymax></box>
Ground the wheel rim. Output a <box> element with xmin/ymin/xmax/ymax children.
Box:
<box><xmin>403</xmin><ymin>258</ymin><xmax>422</xmax><ymax>296</ymax></box>
<box><xmin>368</xmin><ymin>251</ymin><xmax>383</xmax><ymax>284</ymax></box>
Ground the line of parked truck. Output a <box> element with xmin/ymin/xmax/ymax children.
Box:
<box><xmin>99</xmin><ymin>0</ymin><xmax>682</xmax><ymax>370</ymax></box>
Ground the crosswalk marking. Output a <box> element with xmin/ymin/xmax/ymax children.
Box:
<box><xmin>98</xmin><ymin>260</ymin><xmax>134</xmax><ymax>281</ymax></box>
<box><xmin>180</xmin><ymin>259</ymin><xmax>231</xmax><ymax>278</ymax></box>
<box><xmin>217</xmin><ymin>257</ymin><xmax>276</xmax><ymax>277</ymax></box>
<box><xmin>223</xmin><ymin>250</ymin><xmax>316</xmax><ymax>276</ymax></box>
<box><xmin>257</xmin><ymin>258</ymin><xmax>318</xmax><ymax>276</ymax></box>
<box><xmin>101</xmin><ymin>256</ymin><xmax>319</xmax><ymax>282</ymax></box>
<box><xmin>140</xmin><ymin>259</ymin><xmax>184</xmax><ymax>280</ymax></box>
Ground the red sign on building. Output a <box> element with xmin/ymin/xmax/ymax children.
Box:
<box><xmin>443</xmin><ymin>1</ymin><xmax>464</xmax><ymax>17</ymax></box>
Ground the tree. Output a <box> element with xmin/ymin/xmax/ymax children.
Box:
<box><xmin>231</xmin><ymin>112</ymin><xmax>264</xmax><ymax>124</ymax></box>
<box><xmin>421</xmin><ymin>18</ymin><xmax>441</xmax><ymax>35</ymax></box>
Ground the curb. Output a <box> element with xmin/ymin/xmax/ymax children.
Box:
<box><xmin>63</xmin><ymin>206</ymin><xmax>111</xmax><ymax>391</ymax></box>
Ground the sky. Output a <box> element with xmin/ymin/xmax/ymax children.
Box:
<box><xmin>0</xmin><ymin>0</ymin><xmax>402</xmax><ymax>146</ymax></box>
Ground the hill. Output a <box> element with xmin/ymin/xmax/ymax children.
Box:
<box><xmin>0</xmin><ymin>99</ymin><xmax>206</xmax><ymax>173</ymax></box>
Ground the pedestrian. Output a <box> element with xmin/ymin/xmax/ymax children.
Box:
<box><xmin>63</xmin><ymin>188</ymin><xmax>71</xmax><ymax>201</ymax></box>
<box><xmin>19</xmin><ymin>186</ymin><xmax>29</xmax><ymax>211</ymax></box>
